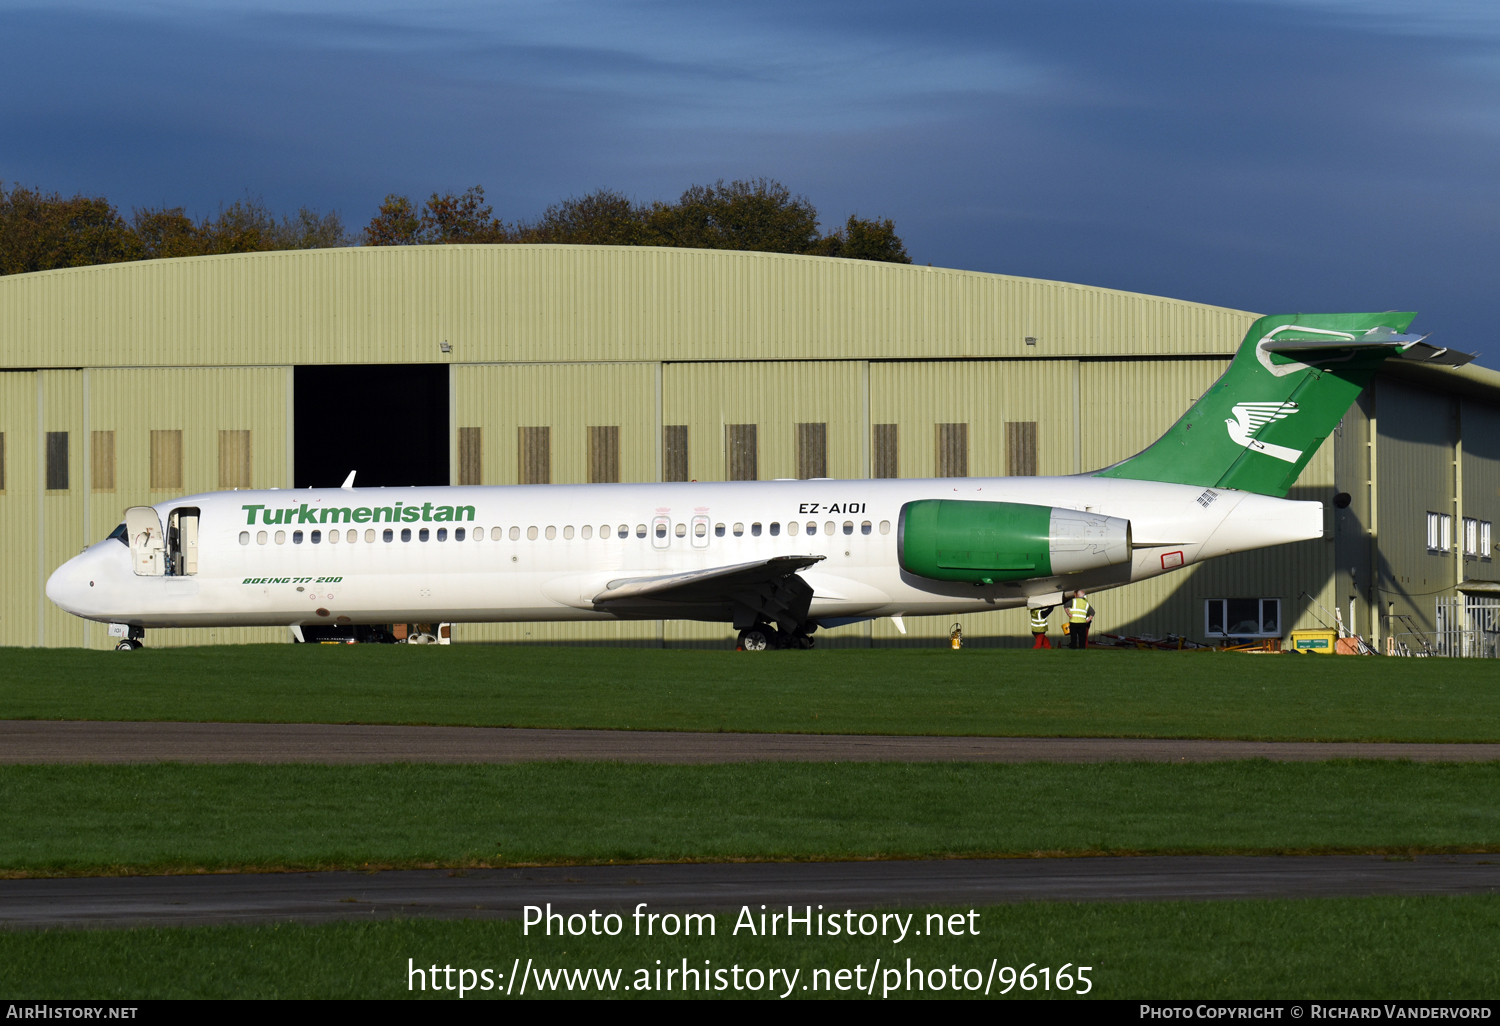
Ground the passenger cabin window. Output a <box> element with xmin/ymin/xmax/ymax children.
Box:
<box><xmin>787</xmin><ymin>521</ymin><xmax>799</xmax><ymax>536</ymax></box>
<box><xmin>807</xmin><ymin>522</ymin><xmax>817</xmax><ymax>535</ymax></box>
<box><xmin>438</xmin><ymin>528</ymin><xmax>448</xmax><ymax>541</ymax></box>
<box><xmin>293</xmin><ymin>530</ymin><xmax>304</xmax><ymax>544</ymax></box>
<box><xmin>674</xmin><ymin>523</ymin><xmax>686</xmax><ymax>537</ymax></box>
<box><xmin>733</xmin><ymin>523</ymin><xmax>744</xmax><ymax>536</ymax></box>
<box><xmin>311</xmin><ymin>530</ymin><xmax>322</xmax><ymax>544</ymax></box>
<box><xmin>401</xmin><ymin>528</ymin><xmax>412</xmax><ymax>542</ymax></box>
<box><xmin>275</xmin><ymin>531</ymin><xmax>286</xmax><ymax>544</ymax></box>
<box><xmin>239</xmin><ymin>531</ymin><xmax>250</xmax><ymax>545</ymax></box>
<box><xmin>419</xmin><ymin>528</ymin><xmax>429</xmax><ymax>541</ymax></box>
<box><xmin>455</xmin><ymin>527</ymin><xmax>465</xmax><ymax>541</ymax></box>
<box><xmin>769</xmin><ymin>522</ymin><xmax>780</xmax><ymax>536</ymax></box>
<box><xmin>545</xmin><ymin>526</ymin><xmax>556</xmax><ymax>540</ymax></box>
<box><xmin>383</xmin><ymin>529</ymin><xmax>394</xmax><ymax>542</ymax></box>
<box><xmin>751</xmin><ymin>523</ymin><xmax>762</xmax><ymax>537</ymax></box>
<box><xmin>636</xmin><ymin>524</ymin><xmax>646</xmax><ymax>538</ymax></box>
<box><xmin>879</xmin><ymin>521</ymin><xmax>891</xmax><ymax>534</ymax></box>
<box><xmin>715</xmin><ymin>523</ymin><xmax>725</xmax><ymax>537</ymax></box>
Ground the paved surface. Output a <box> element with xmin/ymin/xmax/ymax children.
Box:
<box><xmin>4</xmin><ymin>720</ymin><xmax>1499</xmax><ymax>764</ymax></box>
<box><xmin>4</xmin><ymin>855</ymin><xmax>1498</xmax><ymax>929</ymax></box>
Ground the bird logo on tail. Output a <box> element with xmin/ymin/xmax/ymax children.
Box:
<box><xmin>1225</xmin><ymin>401</ymin><xmax>1303</xmax><ymax>463</ymax></box>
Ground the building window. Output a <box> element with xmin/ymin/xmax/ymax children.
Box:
<box><xmin>1006</xmin><ymin>421</ymin><xmax>1037</xmax><ymax>477</ymax></box>
<box><xmin>92</xmin><ymin>431</ymin><xmax>116</xmax><ymax>492</ymax></box>
<box><xmin>589</xmin><ymin>425</ymin><xmax>620</xmax><ymax>483</ymax></box>
<box><xmin>1464</xmin><ymin>517</ymin><xmax>1479</xmax><ymax>557</ymax></box>
<box><xmin>45</xmin><ymin>432</ymin><xmax>69</xmax><ymax>491</ymax></box>
<box><xmin>1205</xmin><ymin>598</ymin><xmax>1281</xmax><ymax>638</ymax></box>
<box><xmin>218</xmin><ymin>429</ymin><xmax>251</xmax><ymax>490</ymax></box>
<box><xmin>1483</xmin><ymin>521</ymin><xmax>1494</xmax><ymax>561</ymax></box>
<box><xmin>458</xmin><ymin>427</ymin><xmax>482</xmax><ymax>485</ymax></box>
<box><xmin>726</xmin><ymin>424</ymin><xmax>757</xmax><ymax>481</ymax></box>
<box><xmin>935</xmin><ymin>423</ymin><xmax>967</xmax><ymax>478</ymax></box>
<box><xmin>518</xmin><ymin>426</ymin><xmax>550</xmax><ymax>485</ymax></box>
<box><xmin>663</xmin><ymin>425</ymin><xmax>688</xmax><ymax>482</ymax></box>
<box><xmin>872</xmin><ymin>424</ymin><xmax>897</xmax><ymax>479</ymax></box>
<box><xmin>1427</xmin><ymin>512</ymin><xmax>1452</xmax><ymax>553</ymax></box>
<box><xmin>150</xmin><ymin>429</ymin><xmax>183</xmax><ymax>490</ymax></box>
<box><xmin>796</xmin><ymin>422</ymin><xmax>827</xmax><ymax>479</ymax></box>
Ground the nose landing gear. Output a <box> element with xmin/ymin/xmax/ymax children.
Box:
<box><xmin>108</xmin><ymin>624</ymin><xmax>144</xmax><ymax>652</ymax></box>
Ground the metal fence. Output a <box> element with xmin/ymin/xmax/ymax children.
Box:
<box><xmin>1428</xmin><ymin>596</ymin><xmax>1500</xmax><ymax>658</ymax></box>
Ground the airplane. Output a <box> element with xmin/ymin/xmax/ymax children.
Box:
<box><xmin>46</xmin><ymin>312</ymin><xmax>1473</xmax><ymax>652</ymax></box>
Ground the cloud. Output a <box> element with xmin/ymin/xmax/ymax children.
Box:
<box><xmin>0</xmin><ymin>0</ymin><xmax>1496</xmax><ymax>347</ymax></box>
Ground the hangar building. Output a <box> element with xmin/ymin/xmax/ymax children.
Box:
<box><xmin>2</xmin><ymin>245</ymin><xmax>1498</xmax><ymax>651</ymax></box>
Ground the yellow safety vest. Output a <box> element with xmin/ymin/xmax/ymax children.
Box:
<box><xmin>1029</xmin><ymin>608</ymin><xmax>1049</xmax><ymax>633</ymax></box>
<box><xmin>1068</xmin><ymin>597</ymin><xmax>1092</xmax><ymax>623</ymax></box>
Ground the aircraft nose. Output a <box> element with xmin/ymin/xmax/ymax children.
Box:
<box><xmin>46</xmin><ymin>550</ymin><xmax>96</xmax><ymax>616</ymax></box>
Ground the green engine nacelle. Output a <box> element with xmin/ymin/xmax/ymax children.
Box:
<box><xmin>897</xmin><ymin>499</ymin><xmax>1133</xmax><ymax>584</ymax></box>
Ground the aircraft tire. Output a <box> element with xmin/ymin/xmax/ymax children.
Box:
<box><xmin>115</xmin><ymin>640</ymin><xmax>134</xmax><ymax>652</ymax></box>
<box><xmin>737</xmin><ymin>628</ymin><xmax>771</xmax><ymax>652</ymax></box>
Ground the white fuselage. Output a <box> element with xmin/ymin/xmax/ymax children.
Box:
<box><xmin>46</xmin><ymin>476</ymin><xmax>1322</xmax><ymax>631</ymax></box>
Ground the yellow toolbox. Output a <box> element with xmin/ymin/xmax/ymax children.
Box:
<box><xmin>1289</xmin><ymin>629</ymin><xmax>1337</xmax><ymax>654</ymax></box>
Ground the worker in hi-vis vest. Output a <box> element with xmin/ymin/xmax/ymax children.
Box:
<box><xmin>1067</xmin><ymin>590</ymin><xmax>1095</xmax><ymax>649</ymax></box>
<box><xmin>1030</xmin><ymin>605</ymin><xmax>1054</xmax><ymax>649</ymax></box>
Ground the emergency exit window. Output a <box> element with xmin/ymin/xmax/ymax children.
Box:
<box><xmin>1205</xmin><ymin>598</ymin><xmax>1281</xmax><ymax>638</ymax></box>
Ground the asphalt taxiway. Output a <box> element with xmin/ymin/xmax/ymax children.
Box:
<box><xmin>3</xmin><ymin>855</ymin><xmax>1497</xmax><ymax>930</ymax></box>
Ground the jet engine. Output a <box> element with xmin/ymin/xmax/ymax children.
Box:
<box><xmin>898</xmin><ymin>499</ymin><xmax>1132</xmax><ymax>585</ymax></box>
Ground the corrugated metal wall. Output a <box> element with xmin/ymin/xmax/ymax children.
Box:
<box><xmin>1375</xmin><ymin>379</ymin><xmax>1458</xmax><ymax>632</ymax></box>
<box><xmin>1461</xmin><ymin>400</ymin><xmax>1500</xmax><ymax>584</ymax></box>
<box><xmin>0</xmin><ymin>372</ymin><xmax>40</xmax><ymax>648</ymax></box>
<box><xmin>0</xmin><ymin>247</ymin><xmax>1258</xmax><ymax>370</ymax></box>
<box><xmin>0</xmin><ymin>367</ymin><xmax>293</xmax><ymax>649</ymax></box>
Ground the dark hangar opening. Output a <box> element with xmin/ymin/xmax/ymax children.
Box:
<box><xmin>294</xmin><ymin>364</ymin><xmax>449</xmax><ymax>488</ymax></box>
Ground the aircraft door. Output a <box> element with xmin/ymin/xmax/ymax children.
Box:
<box><xmin>167</xmin><ymin>507</ymin><xmax>201</xmax><ymax>576</ymax></box>
<box><xmin>126</xmin><ymin>506</ymin><xmax>166</xmax><ymax>576</ymax></box>
<box><xmin>690</xmin><ymin>515</ymin><xmax>710</xmax><ymax>549</ymax></box>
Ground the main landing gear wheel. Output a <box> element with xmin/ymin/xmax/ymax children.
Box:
<box><xmin>737</xmin><ymin>628</ymin><xmax>771</xmax><ymax>652</ymax></box>
<box><xmin>115</xmin><ymin>639</ymin><xmax>142</xmax><ymax>651</ymax></box>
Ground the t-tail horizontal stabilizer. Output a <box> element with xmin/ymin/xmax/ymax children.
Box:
<box><xmin>1097</xmin><ymin>312</ymin><xmax>1473</xmax><ymax>497</ymax></box>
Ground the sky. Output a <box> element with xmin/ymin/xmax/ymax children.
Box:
<box><xmin>3</xmin><ymin>0</ymin><xmax>1498</xmax><ymax>352</ymax></box>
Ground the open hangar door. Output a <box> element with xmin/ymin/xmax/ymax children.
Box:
<box><xmin>294</xmin><ymin>364</ymin><xmax>449</xmax><ymax>488</ymax></box>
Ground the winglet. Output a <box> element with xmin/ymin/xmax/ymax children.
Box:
<box><xmin>340</xmin><ymin>471</ymin><xmax>357</xmax><ymax>491</ymax></box>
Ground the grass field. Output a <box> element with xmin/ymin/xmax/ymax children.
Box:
<box><xmin>6</xmin><ymin>895</ymin><xmax>1498</xmax><ymax>999</ymax></box>
<box><xmin>5</xmin><ymin>761</ymin><xmax>1499</xmax><ymax>875</ymax></box>
<box><xmin>3</xmin><ymin>645</ymin><xmax>1499</xmax><ymax>742</ymax></box>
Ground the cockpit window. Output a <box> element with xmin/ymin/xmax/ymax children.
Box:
<box><xmin>107</xmin><ymin>522</ymin><xmax>128</xmax><ymax>546</ymax></box>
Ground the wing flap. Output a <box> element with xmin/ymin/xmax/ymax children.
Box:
<box><xmin>593</xmin><ymin>554</ymin><xmax>825</xmax><ymax>604</ymax></box>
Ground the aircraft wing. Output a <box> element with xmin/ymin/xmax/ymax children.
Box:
<box><xmin>592</xmin><ymin>555</ymin><xmax>825</xmax><ymax>633</ymax></box>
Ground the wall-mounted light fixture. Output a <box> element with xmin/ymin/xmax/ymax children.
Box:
<box><xmin>1024</xmin><ymin>337</ymin><xmax>1037</xmax><ymax>346</ymax></box>
<box><xmin>440</xmin><ymin>341</ymin><xmax>452</xmax><ymax>353</ymax></box>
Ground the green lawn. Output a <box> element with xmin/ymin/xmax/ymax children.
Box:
<box><xmin>5</xmin><ymin>895</ymin><xmax>1498</xmax><ymax>999</ymax></box>
<box><xmin>3</xmin><ymin>645</ymin><xmax>1498</xmax><ymax>741</ymax></box>
<box><xmin>4</xmin><ymin>761</ymin><xmax>1499</xmax><ymax>875</ymax></box>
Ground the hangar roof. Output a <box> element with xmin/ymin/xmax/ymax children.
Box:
<box><xmin>0</xmin><ymin>244</ymin><xmax>1258</xmax><ymax>368</ymax></box>
<box><xmin>2</xmin><ymin>244</ymin><xmax>1493</xmax><ymax>402</ymax></box>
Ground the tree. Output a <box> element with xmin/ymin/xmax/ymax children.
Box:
<box><xmin>364</xmin><ymin>195</ymin><xmax>424</xmax><ymax>246</ymax></box>
<box><xmin>0</xmin><ymin>182</ymin><xmax>139</xmax><ymax>274</ymax></box>
<box><xmin>364</xmin><ymin>186</ymin><xmax>507</xmax><ymax>245</ymax></box>
<box><xmin>807</xmin><ymin>215</ymin><xmax>912</xmax><ymax>264</ymax></box>
<box><xmin>517</xmin><ymin>189</ymin><xmax>648</xmax><ymax>245</ymax></box>
<box><xmin>646</xmin><ymin>178</ymin><xmax>822</xmax><ymax>253</ymax></box>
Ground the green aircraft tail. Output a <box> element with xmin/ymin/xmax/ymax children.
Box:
<box><xmin>1097</xmin><ymin>312</ymin><xmax>1469</xmax><ymax>497</ymax></box>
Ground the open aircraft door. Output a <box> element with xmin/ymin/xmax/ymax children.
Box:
<box><xmin>125</xmin><ymin>506</ymin><xmax>165</xmax><ymax>576</ymax></box>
